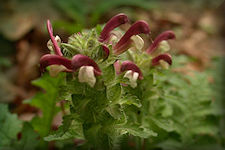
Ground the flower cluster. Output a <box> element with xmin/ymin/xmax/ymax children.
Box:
<box><xmin>40</xmin><ymin>13</ymin><xmax>175</xmax><ymax>88</ymax></box>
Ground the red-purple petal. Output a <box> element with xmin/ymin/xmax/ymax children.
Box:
<box><xmin>40</xmin><ymin>54</ymin><xmax>73</xmax><ymax>72</ymax></box>
<box><xmin>47</xmin><ymin>20</ymin><xmax>63</xmax><ymax>56</ymax></box>
<box><xmin>99</xmin><ymin>13</ymin><xmax>129</xmax><ymax>43</ymax></box>
<box><xmin>114</xmin><ymin>20</ymin><xmax>150</xmax><ymax>55</ymax></box>
<box><xmin>113</xmin><ymin>60</ymin><xmax>121</xmax><ymax>75</ymax></box>
<box><xmin>71</xmin><ymin>54</ymin><xmax>102</xmax><ymax>76</ymax></box>
<box><xmin>151</xmin><ymin>53</ymin><xmax>172</xmax><ymax>66</ymax></box>
<box><xmin>146</xmin><ymin>30</ymin><xmax>175</xmax><ymax>54</ymax></box>
<box><xmin>120</xmin><ymin>61</ymin><xmax>143</xmax><ymax>80</ymax></box>
<box><xmin>101</xmin><ymin>45</ymin><xmax>110</xmax><ymax>59</ymax></box>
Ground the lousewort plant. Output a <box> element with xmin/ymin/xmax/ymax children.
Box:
<box><xmin>37</xmin><ymin>13</ymin><xmax>177</xmax><ymax>149</ymax></box>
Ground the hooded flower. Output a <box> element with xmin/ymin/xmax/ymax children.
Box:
<box><xmin>114</xmin><ymin>60</ymin><xmax>143</xmax><ymax>88</ymax></box>
<box><xmin>98</xmin><ymin>14</ymin><xmax>150</xmax><ymax>56</ymax></box>
<box><xmin>99</xmin><ymin>13</ymin><xmax>129</xmax><ymax>43</ymax></box>
<box><xmin>71</xmin><ymin>54</ymin><xmax>101</xmax><ymax>87</ymax></box>
<box><xmin>113</xmin><ymin>20</ymin><xmax>150</xmax><ymax>55</ymax></box>
<box><xmin>40</xmin><ymin>54</ymin><xmax>73</xmax><ymax>73</ymax></box>
<box><xmin>40</xmin><ymin>20</ymin><xmax>102</xmax><ymax>87</ymax></box>
<box><xmin>71</xmin><ymin>54</ymin><xmax>102</xmax><ymax>76</ymax></box>
<box><xmin>146</xmin><ymin>30</ymin><xmax>175</xmax><ymax>54</ymax></box>
<box><xmin>151</xmin><ymin>53</ymin><xmax>172</xmax><ymax>69</ymax></box>
<box><xmin>40</xmin><ymin>14</ymin><xmax>175</xmax><ymax>88</ymax></box>
<box><xmin>145</xmin><ymin>31</ymin><xmax>175</xmax><ymax>68</ymax></box>
<box><xmin>40</xmin><ymin>20</ymin><xmax>73</xmax><ymax>75</ymax></box>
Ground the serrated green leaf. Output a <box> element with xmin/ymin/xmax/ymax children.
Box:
<box><xmin>44</xmin><ymin>114</ymin><xmax>84</xmax><ymax>141</ymax></box>
<box><xmin>15</xmin><ymin>123</ymin><xmax>39</xmax><ymax>150</ymax></box>
<box><xmin>149</xmin><ymin>117</ymin><xmax>175</xmax><ymax>132</ymax></box>
<box><xmin>102</xmin><ymin>64</ymin><xmax>116</xmax><ymax>86</ymax></box>
<box><xmin>116</xmin><ymin>123</ymin><xmax>157</xmax><ymax>138</ymax></box>
<box><xmin>27</xmin><ymin>73</ymin><xmax>66</xmax><ymax>137</ymax></box>
<box><xmin>119</xmin><ymin>94</ymin><xmax>142</xmax><ymax>108</ymax></box>
<box><xmin>106</xmin><ymin>104</ymin><xmax>123</xmax><ymax>119</ymax></box>
<box><xmin>107</xmin><ymin>83</ymin><xmax>121</xmax><ymax>103</ymax></box>
<box><xmin>0</xmin><ymin>104</ymin><xmax>22</xmax><ymax>147</ymax></box>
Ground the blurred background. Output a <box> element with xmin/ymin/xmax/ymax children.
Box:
<box><xmin>0</xmin><ymin>0</ymin><xmax>224</xmax><ymax>137</ymax></box>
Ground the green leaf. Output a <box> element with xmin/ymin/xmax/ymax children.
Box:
<box><xmin>0</xmin><ymin>104</ymin><xmax>22</xmax><ymax>147</ymax></box>
<box><xmin>149</xmin><ymin>117</ymin><xmax>175</xmax><ymax>132</ymax></box>
<box><xmin>102</xmin><ymin>64</ymin><xmax>116</xmax><ymax>86</ymax></box>
<box><xmin>119</xmin><ymin>94</ymin><xmax>142</xmax><ymax>108</ymax></box>
<box><xmin>106</xmin><ymin>104</ymin><xmax>123</xmax><ymax>119</ymax></box>
<box><xmin>161</xmin><ymin>103</ymin><xmax>173</xmax><ymax>117</ymax></box>
<box><xmin>106</xmin><ymin>83</ymin><xmax>121</xmax><ymax>103</ymax></box>
<box><xmin>44</xmin><ymin>114</ymin><xmax>84</xmax><ymax>141</ymax></box>
<box><xmin>95</xmin><ymin>24</ymin><xmax>102</xmax><ymax>35</ymax></box>
<box><xmin>116</xmin><ymin>123</ymin><xmax>157</xmax><ymax>138</ymax></box>
<box><xmin>15</xmin><ymin>123</ymin><xmax>39</xmax><ymax>150</ymax></box>
<box><xmin>27</xmin><ymin>73</ymin><xmax>66</xmax><ymax>137</ymax></box>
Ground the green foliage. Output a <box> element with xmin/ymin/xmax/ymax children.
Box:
<box><xmin>140</xmin><ymin>56</ymin><xmax>224</xmax><ymax>150</ymax></box>
<box><xmin>52</xmin><ymin>0</ymin><xmax>159</xmax><ymax>32</ymax></box>
<box><xmin>0</xmin><ymin>104</ymin><xmax>39</xmax><ymax>150</ymax></box>
<box><xmin>0</xmin><ymin>104</ymin><xmax>22</xmax><ymax>148</ymax></box>
<box><xmin>28</xmin><ymin>23</ymin><xmax>224</xmax><ymax>149</ymax></box>
<box><xmin>27</xmin><ymin>72</ymin><xmax>66</xmax><ymax>137</ymax></box>
<box><xmin>15</xmin><ymin>123</ymin><xmax>39</xmax><ymax>150</ymax></box>
<box><xmin>44</xmin><ymin>114</ymin><xmax>84</xmax><ymax>141</ymax></box>
<box><xmin>18</xmin><ymin>24</ymin><xmax>224</xmax><ymax>150</ymax></box>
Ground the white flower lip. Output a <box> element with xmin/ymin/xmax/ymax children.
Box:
<box><xmin>124</xmin><ymin>70</ymin><xmax>139</xmax><ymax>88</ymax></box>
<box><xmin>130</xmin><ymin>35</ymin><xmax>144</xmax><ymax>51</ymax></box>
<box><xmin>158</xmin><ymin>40</ymin><xmax>170</xmax><ymax>52</ymax></box>
<box><xmin>47</xmin><ymin>35</ymin><xmax>61</xmax><ymax>52</ymax></box>
<box><xmin>78</xmin><ymin>66</ymin><xmax>96</xmax><ymax>87</ymax></box>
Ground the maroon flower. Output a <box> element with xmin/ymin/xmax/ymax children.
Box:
<box><xmin>41</xmin><ymin>20</ymin><xmax>102</xmax><ymax>78</ymax></box>
<box><xmin>120</xmin><ymin>61</ymin><xmax>143</xmax><ymax>80</ymax></box>
<box><xmin>113</xmin><ymin>21</ymin><xmax>150</xmax><ymax>55</ymax></box>
<box><xmin>101</xmin><ymin>45</ymin><xmax>110</xmax><ymax>60</ymax></box>
<box><xmin>40</xmin><ymin>20</ymin><xmax>72</xmax><ymax>73</ymax></box>
<box><xmin>114</xmin><ymin>60</ymin><xmax>143</xmax><ymax>80</ymax></box>
<box><xmin>71</xmin><ymin>54</ymin><xmax>102</xmax><ymax>76</ymax></box>
<box><xmin>146</xmin><ymin>30</ymin><xmax>175</xmax><ymax>54</ymax></box>
<box><xmin>114</xmin><ymin>60</ymin><xmax>143</xmax><ymax>88</ymax></box>
<box><xmin>114</xmin><ymin>60</ymin><xmax>121</xmax><ymax>75</ymax></box>
<box><xmin>151</xmin><ymin>53</ymin><xmax>172</xmax><ymax>66</ymax></box>
<box><xmin>99</xmin><ymin>13</ymin><xmax>129</xmax><ymax>43</ymax></box>
<box><xmin>47</xmin><ymin>20</ymin><xmax>63</xmax><ymax>56</ymax></box>
<box><xmin>40</xmin><ymin>54</ymin><xmax>73</xmax><ymax>72</ymax></box>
